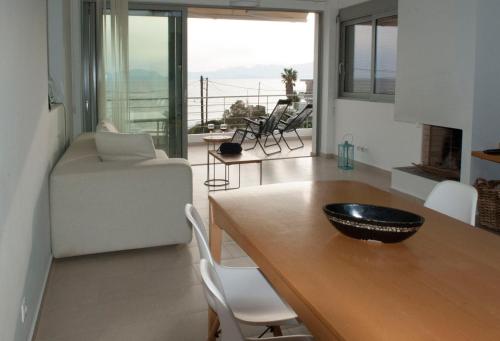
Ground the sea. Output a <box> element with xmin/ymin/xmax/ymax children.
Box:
<box><xmin>128</xmin><ymin>78</ymin><xmax>308</xmax><ymax>129</ymax></box>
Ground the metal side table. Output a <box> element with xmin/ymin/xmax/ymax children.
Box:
<box><xmin>207</xmin><ymin>150</ymin><xmax>262</xmax><ymax>191</ymax></box>
<box><xmin>203</xmin><ymin>135</ymin><xmax>232</xmax><ymax>188</ymax></box>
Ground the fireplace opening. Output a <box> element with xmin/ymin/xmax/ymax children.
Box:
<box><xmin>395</xmin><ymin>125</ymin><xmax>462</xmax><ymax>182</ymax></box>
<box><xmin>417</xmin><ymin>125</ymin><xmax>462</xmax><ymax>180</ymax></box>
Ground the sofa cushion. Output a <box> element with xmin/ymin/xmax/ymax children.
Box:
<box><xmin>95</xmin><ymin>132</ymin><xmax>157</xmax><ymax>161</ymax></box>
<box><xmin>155</xmin><ymin>149</ymin><xmax>169</xmax><ymax>160</ymax></box>
<box><xmin>96</xmin><ymin>120</ymin><xmax>119</xmax><ymax>133</ymax></box>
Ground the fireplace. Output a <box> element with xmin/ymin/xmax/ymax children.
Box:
<box><xmin>418</xmin><ymin>125</ymin><xmax>462</xmax><ymax>180</ymax></box>
<box><xmin>394</xmin><ymin>125</ymin><xmax>463</xmax><ymax>182</ymax></box>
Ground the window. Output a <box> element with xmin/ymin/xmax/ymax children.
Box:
<box><xmin>339</xmin><ymin>0</ymin><xmax>398</xmax><ymax>101</ymax></box>
<box><xmin>343</xmin><ymin>19</ymin><xmax>372</xmax><ymax>94</ymax></box>
<box><xmin>375</xmin><ymin>15</ymin><xmax>397</xmax><ymax>95</ymax></box>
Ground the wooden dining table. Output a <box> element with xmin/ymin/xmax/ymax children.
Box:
<box><xmin>208</xmin><ymin>181</ymin><xmax>500</xmax><ymax>341</ymax></box>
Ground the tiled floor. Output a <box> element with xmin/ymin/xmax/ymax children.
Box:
<box><xmin>34</xmin><ymin>142</ymin><xmax>418</xmax><ymax>341</ymax></box>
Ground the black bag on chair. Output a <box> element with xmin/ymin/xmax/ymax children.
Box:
<box><xmin>218</xmin><ymin>142</ymin><xmax>242</xmax><ymax>155</ymax></box>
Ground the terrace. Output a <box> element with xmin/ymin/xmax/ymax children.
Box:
<box><xmin>127</xmin><ymin>91</ymin><xmax>314</xmax><ymax>164</ymax></box>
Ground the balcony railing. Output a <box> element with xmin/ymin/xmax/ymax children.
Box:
<box><xmin>187</xmin><ymin>93</ymin><xmax>313</xmax><ymax>131</ymax></box>
<box><xmin>128</xmin><ymin>92</ymin><xmax>312</xmax><ymax>124</ymax></box>
<box><xmin>124</xmin><ymin>93</ymin><xmax>313</xmax><ymax>146</ymax></box>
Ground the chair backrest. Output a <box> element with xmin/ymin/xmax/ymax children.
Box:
<box><xmin>261</xmin><ymin>99</ymin><xmax>291</xmax><ymax>136</ymax></box>
<box><xmin>424</xmin><ymin>180</ymin><xmax>478</xmax><ymax>225</ymax></box>
<box><xmin>185</xmin><ymin>204</ymin><xmax>215</xmax><ymax>266</ymax></box>
<box><xmin>282</xmin><ymin>104</ymin><xmax>313</xmax><ymax>132</ymax></box>
<box><xmin>231</xmin><ymin>129</ymin><xmax>247</xmax><ymax>145</ymax></box>
<box><xmin>199</xmin><ymin>259</ymin><xmax>246</xmax><ymax>341</ymax></box>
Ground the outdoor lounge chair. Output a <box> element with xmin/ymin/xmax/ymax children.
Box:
<box><xmin>231</xmin><ymin>99</ymin><xmax>291</xmax><ymax>156</ymax></box>
<box><xmin>274</xmin><ymin>103</ymin><xmax>313</xmax><ymax>150</ymax></box>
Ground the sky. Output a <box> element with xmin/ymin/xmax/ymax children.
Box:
<box><xmin>128</xmin><ymin>15</ymin><xmax>170</xmax><ymax>76</ymax></box>
<box><xmin>125</xmin><ymin>13</ymin><xmax>315</xmax><ymax>76</ymax></box>
<box><xmin>188</xmin><ymin>13</ymin><xmax>315</xmax><ymax>72</ymax></box>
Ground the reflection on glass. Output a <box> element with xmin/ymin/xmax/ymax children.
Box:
<box><xmin>103</xmin><ymin>11</ymin><xmax>184</xmax><ymax>157</ymax></box>
<box><xmin>127</xmin><ymin>14</ymin><xmax>170</xmax><ymax>148</ymax></box>
<box><xmin>375</xmin><ymin>16</ymin><xmax>398</xmax><ymax>95</ymax></box>
<box><xmin>344</xmin><ymin>21</ymin><xmax>372</xmax><ymax>93</ymax></box>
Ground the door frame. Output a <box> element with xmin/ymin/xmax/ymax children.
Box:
<box><xmin>184</xmin><ymin>6</ymin><xmax>322</xmax><ymax>156</ymax></box>
<box><xmin>128</xmin><ymin>3</ymin><xmax>188</xmax><ymax>157</ymax></box>
<box><xmin>81</xmin><ymin>1</ymin><xmax>188</xmax><ymax>158</ymax></box>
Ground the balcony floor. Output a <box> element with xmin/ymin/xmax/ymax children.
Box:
<box><xmin>187</xmin><ymin>136</ymin><xmax>312</xmax><ymax>165</ymax></box>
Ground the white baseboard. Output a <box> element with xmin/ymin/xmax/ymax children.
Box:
<box><xmin>319</xmin><ymin>152</ymin><xmax>335</xmax><ymax>159</ymax></box>
<box><xmin>29</xmin><ymin>255</ymin><xmax>52</xmax><ymax>341</ymax></box>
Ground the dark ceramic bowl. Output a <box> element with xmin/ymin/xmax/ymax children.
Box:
<box><xmin>323</xmin><ymin>203</ymin><xmax>425</xmax><ymax>243</ymax></box>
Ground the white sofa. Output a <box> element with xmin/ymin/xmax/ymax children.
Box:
<box><xmin>50</xmin><ymin>133</ymin><xmax>192</xmax><ymax>258</ymax></box>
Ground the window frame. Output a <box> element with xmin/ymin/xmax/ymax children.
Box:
<box><xmin>338</xmin><ymin>9</ymin><xmax>398</xmax><ymax>103</ymax></box>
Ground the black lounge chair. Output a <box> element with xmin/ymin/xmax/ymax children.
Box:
<box><xmin>274</xmin><ymin>103</ymin><xmax>313</xmax><ymax>150</ymax></box>
<box><xmin>231</xmin><ymin>99</ymin><xmax>291</xmax><ymax>156</ymax></box>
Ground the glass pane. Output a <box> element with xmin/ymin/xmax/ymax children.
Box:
<box><xmin>344</xmin><ymin>21</ymin><xmax>372</xmax><ymax>93</ymax></box>
<box><xmin>375</xmin><ymin>16</ymin><xmax>398</xmax><ymax>95</ymax></box>
<box><xmin>128</xmin><ymin>13</ymin><xmax>170</xmax><ymax>148</ymax></box>
<box><xmin>125</xmin><ymin>11</ymin><xmax>184</xmax><ymax>157</ymax></box>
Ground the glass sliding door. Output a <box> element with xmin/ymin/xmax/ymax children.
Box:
<box><xmin>82</xmin><ymin>3</ymin><xmax>187</xmax><ymax>158</ymax></box>
<box><xmin>127</xmin><ymin>9</ymin><xmax>185</xmax><ymax>157</ymax></box>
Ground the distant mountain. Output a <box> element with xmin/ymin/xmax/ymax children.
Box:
<box><xmin>129</xmin><ymin>69</ymin><xmax>165</xmax><ymax>81</ymax></box>
<box><xmin>189</xmin><ymin>62</ymin><xmax>314</xmax><ymax>80</ymax></box>
<box><xmin>126</xmin><ymin>64</ymin><xmax>314</xmax><ymax>81</ymax></box>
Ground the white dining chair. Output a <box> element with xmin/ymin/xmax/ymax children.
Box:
<box><xmin>424</xmin><ymin>180</ymin><xmax>478</xmax><ymax>225</ymax></box>
<box><xmin>199</xmin><ymin>259</ymin><xmax>313</xmax><ymax>341</ymax></box>
<box><xmin>185</xmin><ymin>204</ymin><xmax>298</xmax><ymax>338</ymax></box>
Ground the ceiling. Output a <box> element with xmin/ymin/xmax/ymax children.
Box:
<box><xmin>188</xmin><ymin>8</ymin><xmax>309</xmax><ymax>22</ymax></box>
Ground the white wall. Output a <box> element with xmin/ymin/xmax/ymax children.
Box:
<box><xmin>0</xmin><ymin>0</ymin><xmax>66</xmax><ymax>340</ymax></box>
<box><xmin>395</xmin><ymin>0</ymin><xmax>500</xmax><ymax>183</ymax></box>
<box><xmin>325</xmin><ymin>0</ymin><xmax>424</xmax><ymax>171</ymax></box>
<box><xmin>395</xmin><ymin>0</ymin><xmax>479</xmax><ymax>182</ymax></box>
<box><xmin>48</xmin><ymin>0</ymin><xmax>73</xmax><ymax>140</ymax></box>
<box><xmin>335</xmin><ymin>100</ymin><xmax>422</xmax><ymax>171</ymax></box>
<box><xmin>470</xmin><ymin>0</ymin><xmax>500</xmax><ymax>181</ymax></box>
<box><xmin>395</xmin><ymin>0</ymin><xmax>477</xmax><ymax>129</ymax></box>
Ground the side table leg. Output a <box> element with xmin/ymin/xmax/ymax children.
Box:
<box><xmin>238</xmin><ymin>164</ymin><xmax>241</xmax><ymax>189</ymax></box>
<box><xmin>260</xmin><ymin>162</ymin><xmax>263</xmax><ymax>185</ymax></box>
<box><xmin>225</xmin><ymin>164</ymin><xmax>228</xmax><ymax>190</ymax></box>
<box><xmin>213</xmin><ymin>144</ymin><xmax>216</xmax><ymax>187</ymax></box>
<box><xmin>206</xmin><ymin>143</ymin><xmax>210</xmax><ymax>185</ymax></box>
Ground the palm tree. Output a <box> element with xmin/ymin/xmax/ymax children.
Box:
<box><xmin>281</xmin><ymin>68</ymin><xmax>298</xmax><ymax>97</ymax></box>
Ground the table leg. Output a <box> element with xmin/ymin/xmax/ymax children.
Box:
<box><xmin>271</xmin><ymin>326</ymin><xmax>283</xmax><ymax>336</ymax></box>
<box><xmin>208</xmin><ymin>201</ymin><xmax>223</xmax><ymax>340</ymax></box>
<box><xmin>208</xmin><ymin>313</ymin><xmax>219</xmax><ymax>341</ymax></box>
<box><xmin>209</xmin><ymin>202</ymin><xmax>222</xmax><ymax>263</ymax></box>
